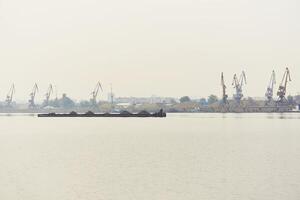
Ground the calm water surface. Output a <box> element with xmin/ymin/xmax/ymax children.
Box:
<box><xmin>0</xmin><ymin>113</ymin><xmax>300</xmax><ymax>200</ymax></box>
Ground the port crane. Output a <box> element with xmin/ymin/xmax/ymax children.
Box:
<box><xmin>5</xmin><ymin>84</ymin><xmax>15</xmax><ymax>107</ymax></box>
<box><xmin>232</xmin><ymin>71</ymin><xmax>247</xmax><ymax>103</ymax></box>
<box><xmin>43</xmin><ymin>84</ymin><xmax>53</xmax><ymax>107</ymax></box>
<box><xmin>265</xmin><ymin>70</ymin><xmax>276</xmax><ymax>103</ymax></box>
<box><xmin>277</xmin><ymin>67</ymin><xmax>291</xmax><ymax>103</ymax></box>
<box><xmin>28</xmin><ymin>83</ymin><xmax>39</xmax><ymax>108</ymax></box>
<box><xmin>90</xmin><ymin>82</ymin><xmax>103</xmax><ymax>107</ymax></box>
<box><xmin>221</xmin><ymin>72</ymin><xmax>228</xmax><ymax>104</ymax></box>
<box><xmin>110</xmin><ymin>84</ymin><xmax>114</xmax><ymax>105</ymax></box>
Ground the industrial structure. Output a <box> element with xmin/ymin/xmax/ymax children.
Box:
<box><xmin>5</xmin><ymin>84</ymin><xmax>15</xmax><ymax>107</ymax></box>
<box><xmin>277</xmin><ymin>67</ymin><xmax>291</xmax><ymax>104</ymax></box>
<box><xmin>232</xmin><ymin>71</ymin><xmax>247</xmax><ymax>103</ymax></box>
<box><xmin>110</xmin><ymin>83</ymin><xmax>114</xmax><ymax>107</ymax></box>
<box><xmin>28</xmin><ymin>83</ymin><xmax>39</xmax><ymax>108</ymax></box>
<box><xmin>217</xmin><ymin>68</ymin><xmax>295</xmax><ymax>112</ymax></box>
<box><xmin>0</xmin><ymin>68</ymin><xmax>296</xmax><ymax>113</ymax></box>
<box><xmin>265</xmin><ymin>70</ymin><xmax>276</xmax><ymax>103</ymax></box>
<box><xmin>221</xmin><ymin>72</ymin><xmax>228</xmax><ymax>104</ymax></box>
<box><xmin>43</xmin><ymin>84</ymin><xmax>53</xmax><ymax>107</ymax></box>
<box><xmin>90</xmin><ymin>82</ymin><xmax>103</xmax><ymax>107</ymax></box>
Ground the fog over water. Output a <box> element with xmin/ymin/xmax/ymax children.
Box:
<box><xmin>0</xmin><ymin>113</ymin><xmax>300</xmax><ymax>200</ymax></box>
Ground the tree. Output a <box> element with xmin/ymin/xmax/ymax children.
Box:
<box><xmin>207</xmin><ymin>95</ymin><xmax>218</xmax><ymax>105</ymax></box>
<box><xmin>180</xmin><ymin>96</ymin><xmax>191</xmax><ymax>103</ymax></box>
<box><xmin>59</xmin><ymin>94</ymin><xmax>75</xmax><ymax>108</ymax></box>
<box><xmin>199</xmin><ymin>98</ymin><xmax>207</xmax><ymax>106</ymax></box>
<box><xmin>80</xmin><ymin>100</ymin><xmax>92</xmax><ymax>107</ymax></box>
<box><xmin>294</xmin><ymin>95</ymin><xmax>300</xmax><ymax>104</ymax></box>
<box><xmin>247</xmin><ymin>97</ymin><xmax>256</xmax><ymax>106</ymax></box>
<box><xmin>169</xmin><ymin>98</ymin><xmax>177</xmax><ymax>104</ymax></box>
<box><xmin>48</xmin><ymin>99</ymin><xmax>60</xmax><ymax>108</ymax></box>
<box><xmin>287</xmin><ymin>95</ymin><xmax>295</xmax><ymax>105</ymax></box>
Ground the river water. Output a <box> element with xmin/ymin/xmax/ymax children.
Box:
<box><xmin>0</xmin><ymin>113</ymin><xmax>299</xmax><ymax>200</ymax></box>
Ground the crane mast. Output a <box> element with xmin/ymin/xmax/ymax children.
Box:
<box><xmin>5</xmin><ymin>84</ymin><xmax>15</xmax><ymax>107</ymax></box>
<box><xmin>277</xmin><ymin>67</ymin><xmax>291</xmax><ymax>103</ymax></box>
<box><xmin>29</xmin><ymin>83</ymin><xmax>39</xmax><ymax>108</ymax></box>
<box><xmin>232</xmin><ymin>71</ymin><xmax>246</xmax><ymax>103</ymax></box>
<box><xmin>43</xmin><ymin>84</ymin><xmax>53</xmax><ymax>107</ymax></box>
<box><xmin>221</xmin><ymin>72</ymin><xmax>228</xmax><ymax>104</ymax></box>
<box><xmin>265</xmin><ymin>70</ymin><xmax>276</xmax><ymax>102</ymax></box>
<box><xmin>91</xmin><ymin>82</ymin><xmax>103</xmax><ymax>107</ymax></box>
<box><xmin>110</xmin><ymin>84</ymin><xmax>114</xmax><ymax>105</ymax></box>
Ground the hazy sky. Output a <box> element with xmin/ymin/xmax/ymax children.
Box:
<box><xmin>0</xmin><ymin>0</ymin><xmax>299</xmax><ymax>101</ymax></box>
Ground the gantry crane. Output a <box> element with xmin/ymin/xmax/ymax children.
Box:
<box><xmin>265</xmin><ymin>70</ymin><xmax>276</xmax><ymax>103</ymax></box>
<box><xmin>28</xmin><ymin>83</ymin><xmax>39</xmax><ymax>108</ymax></box>
<box><xmin>232</xmin><ymin>71</ymin><xmax>247</xmax><ymax>103</ymax></box>
<box><xmin>5</xmin><ymin>84</ymin><xmax>15</xmax><ymax>107</ymax></box>
<box><xmin>90</xmin><ymin>82</ymin><xmax>103</xmax><ymax>107</ymax></box>
<box><xmin>221</xmin><ymin>72</ymin><xmax>228</xmax><ymax>104</ymax></box>
<box><xmin>43</xmin><ymin>84</ymin><xmax>53</xmax><ymax>107</ymax></box>
<box><xmin>277</xmin><ymin>67</ymin><xmax>291</xmax><ymax>103</ymax></box>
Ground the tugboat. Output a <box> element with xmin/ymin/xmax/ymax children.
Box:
<box><xmin>38</xmin><ymin>109</ymin><xmax>166</xmax><ymax>118</ymax></box>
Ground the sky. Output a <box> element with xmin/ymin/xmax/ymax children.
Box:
<box><xmin>0</xmin><ymin>0</ymin><xmax>299</xmax><ymax>101</ymax></box>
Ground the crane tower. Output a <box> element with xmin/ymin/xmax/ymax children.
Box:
<box><xmin>277</xmin><ymin>68</ymin><xmax>291</xmax><ymax>104</ymax></box>
<box><xmin>232</xmin><ymin>71</ymin><xmax>247</xmax><ymax>103</ymax></box>
<box><xmin>90</xmin><ymin>82</ymin><xmax>103</xmax><ymax>107</ymax></box>
<box><xmin>5</xmin><ymin>84</ymin><xmax>15</xmax><ymax>107</ymax></box>
<box><xmin>29</xmin><ymin>83</ymin><xmax>39</xmax><ymax>108</ymax></box>
<box><xmin>265</xmin><ymin>70</ymin><xmax>276</xmax><ymax>103</ymax></box>
<box><xmin>221</xmin><ymin>72</ymin><xmax>228</xmax><ymax>104</ymax></box>
<box><xmin>43</xmin><ymin>84</ymin><xmax>53</xmax><ymax>107</ymax></box>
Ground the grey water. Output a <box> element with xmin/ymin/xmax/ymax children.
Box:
<box><xmin>0</xmin><ymin>113</ymin><xmax>300</xmax><ymax>200</ymax></box>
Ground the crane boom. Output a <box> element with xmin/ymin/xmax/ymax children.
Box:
<box><xmin>232</xmin><ymin>71</ymin><xmax>246</xmax><ymax>103</ymax></box>
<box><xmin>29</xmin><ymin>83</ymin><xmax>39</xmax><ymax>108</ymax></box>
<box><xmin>91</xmin><ymin>82</ymin><xmax>103</xmax><ymax>107</ymax></box>
<box><xmin>265</xmin><ymin>70</ymin><xmax>276</xmax><ymax>102</ymax></box>
<box><xmin>240</xmin><ymin>71</ymin><xmax>247</xmax><ymax>86</ymax></box>
<box><xmin>277</xmin><ymin>67</ymin><xmax>291</xmax><ymax>103</ymax></box>
<box><xmin>232</xmin><ymin>74</ymin><xmax>239</xmax><ymax>88</ymax></box>
<box><xmin>221</xmin><ymin>72</ymin><xmax>228</xmax><ymax>104</ymax></box>
<box><xmin>110</xmin><ymin>83</ymin><xmax>114</xmax><ymax>105</ymax></box>
<box><xmin>5</xmin><ymin>84</ymin><xmax>15</xmax><ymax>107</ymax></box>
<box><xmin>43</xmin><ymin>84</ymin><xmax>53</xmax><ymax>107</ymax></box>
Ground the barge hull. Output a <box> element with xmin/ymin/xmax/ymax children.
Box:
<box><xmin>38</xmin><ymin>110</ymin><xmax>166</xmax><ymax>118</ymax></box>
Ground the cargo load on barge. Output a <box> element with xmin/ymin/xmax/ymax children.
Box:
<box><xmin>38</xmin><ymin>109</ymin><xmax>166</xmax><ymax>118</ymax></box>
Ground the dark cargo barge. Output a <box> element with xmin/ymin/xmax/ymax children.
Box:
<box><xmin>38</xmin><ymin>109</ymin><xmax>166</xmax><ymax>118</ymax></box>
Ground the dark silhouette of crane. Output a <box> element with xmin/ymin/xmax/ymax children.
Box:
<box><xmin>90</xmin><ymin>82</ymin><xmax>103</xmax><ymax>107</ymax></box>
<box><xmin>277</xmin><ymin>67</ymin><xmax>291</xmax><ymax>104</ymax></box>
<box><xmin>265</xmin><ymin>70</ymin><xmax>276</xmax><ymax>103</ymax></box>
<box><xmin>221</xmin><ymin>72</ymin><xmax>228</xmax><ymax>104</ymax></box>
<box><xmin>43</xmin><ymin>84</ymin><xmax>53</xmax><ymax>107</ymax></box>
<box><xmin>5</xmin><ymin>84</ymin><xmax>15</xmax><ymax>107</ymax></box>
<box><xmin>110</xmin><ymin>83</ymin><xmax>114</xmax><ymax>106</ymax></box>
<box><xmin>29</xmin><ymin>83</ymin><xmax>39</xmax><ymax>108</ymax></box>
<box><xmin>232</xmin><ymin>71</ymin><xmax>246</xmax><ymax>103</ymax></box>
